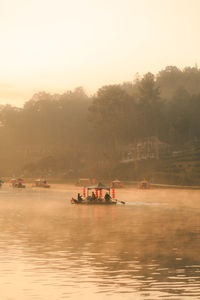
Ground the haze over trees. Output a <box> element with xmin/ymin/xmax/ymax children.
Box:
<box><xmin>1</xmin><ymin>66</ymin><xmax>200</xmax><ymax>183</ymax></box>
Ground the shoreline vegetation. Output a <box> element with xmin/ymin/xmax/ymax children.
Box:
<box><xmin>3</xmin><ymin>177</ymin><xmax>200</xmax><ymax>190</ymax></box>
<box><xmin>1</xmin><ymin>66</ymin><xmax>200</xmax><ymax>185</ymax></box>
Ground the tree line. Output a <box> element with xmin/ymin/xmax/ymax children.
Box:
<box><xmin>1</xmin><ymin>65</ymin><xmax>200</xmax><ymax>178</ymax></box>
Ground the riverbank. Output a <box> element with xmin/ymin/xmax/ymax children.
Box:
<box><xmin>123</xmin><ymin>180</ymin><xmax>200</xmax><ymax>189</ymax></box>
<box><xmin>2</xmin><ymin>177</ymin><xmax>200</xmax><ymax>190</ymax></box>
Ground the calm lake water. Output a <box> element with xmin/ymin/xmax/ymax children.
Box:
<box><xmin>0</xmin><ymin>184</ymin><xmax>200</xmax><ymax>300</ymax></box>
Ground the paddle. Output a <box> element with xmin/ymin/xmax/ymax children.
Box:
<box><xmin>115</xmin><ymin>199</ymin><xmax>126</xmax><ymax>204</ymax></box>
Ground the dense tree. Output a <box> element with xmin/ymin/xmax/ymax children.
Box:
<box><xmin>136</xmin><ymin>73</ymin><xmax>164</xmax><ymax>138</ymax></box>
<box><xmin>88</xmin><ymin>85</ymin><xmax>135</xmax><ymax>143</ymax></box>
<box><xmin>156</xmin><ymin>65</ymin><xmax>200</xmax><ymax>100</ymax></box>
<box><xmin>1</xmin><ymin>66</ymin><xmax>200</xmax><ymax>178</ymax></box>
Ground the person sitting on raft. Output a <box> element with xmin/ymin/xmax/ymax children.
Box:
<box><xmin>91</xmin><ymin>192</ymin><xmax>97</xmax><ymax>201</ymax></box>
<box><xmin>77</xmin><ymin>193</ymin><xmax>83</xmax><ymax>202</ymax></box>
<box><xmin>104</xmin><ymin>192</ymin><xmax>111</xmax><ymax>202</ymax></box>
<box><xmin>18</xmin><ymin>181</ymin><xmax>23</xmax><ymax>188</ymax></box>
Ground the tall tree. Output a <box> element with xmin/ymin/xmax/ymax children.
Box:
<box><xmin>89</xmin><ymin>85</ymin><xmax>135</xmax><ymax>144</ymax></box>
<box><xmin>136</xmin><ymin>73</ymin><xmax>163</xmax><ymax>138</ymax></box>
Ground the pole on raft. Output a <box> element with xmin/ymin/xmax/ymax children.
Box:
<box><xmin>95</xmin><ymin>188</ymin><xmax>98</xmax><ymax>199</ymax></box>
<box><xmin>83</xmin><ymin>187</ymin><xmax>86</xmax><ymax>198</ymax></box>
<box><xmin>112</xmin><ymin>188</ymin><xmax>115</xmax><ymax>199</ymax></box>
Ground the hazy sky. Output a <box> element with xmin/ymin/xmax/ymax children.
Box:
<box><xmin>1</xmin><ymin>0</ymin><xmax>200</xmax><ymax>106</ymax></box>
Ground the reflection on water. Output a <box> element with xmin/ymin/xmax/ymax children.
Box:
<box><xmin>0</xmin><ymin>185</ymin><xmax>200</xmax><ymax>299</ymax></box>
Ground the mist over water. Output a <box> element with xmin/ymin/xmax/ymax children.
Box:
<box><xmin>0</xmin><ymin>185</ymin><xmax>200</xmax><ymax>299</ymax></box>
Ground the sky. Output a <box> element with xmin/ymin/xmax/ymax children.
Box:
<box><xmin>1</xmin><ymin>0</ymin><xmax>200</xmax><ymax>106</ymax></box>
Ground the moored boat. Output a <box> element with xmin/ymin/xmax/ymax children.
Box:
<box><xmin>138</xmin><ymin>180</ymin><xmax>151</xmax><ymax>189</ymax></box>
<box><xmin>76</xmin><ymin>178</ymin><xmax>91</xmax><ymax>186</ymax></box>
<box><xmin>110</xmin><ymin>179</ymin><xmax>123</xmax><ymax>188</ymax></box>
<box><xmin>32</xmin><ymin>179</ymin><xmax>50</xmax><ymax>188</ymax></box>
<box><xmin>9</xmin><ymin>178</ymin><xmax>26</xmax><ymax>188</ymax></box>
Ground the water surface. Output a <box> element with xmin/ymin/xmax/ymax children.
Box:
<box><xmin>0</xmin><ymin>185</ymin><xmax>200</xmax><ymax>299</ymax></box>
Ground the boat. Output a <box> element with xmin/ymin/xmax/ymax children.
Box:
<box><xmin>71</xmin><ymin>182</ymin><xmax>125</xmax><ymax>205</ymax></box>
<box><xmin>138</xmin><ymin>180</ymin><xmax>151</xmax><ymax>189</ymax></box>
<box><xmin>76</xmin><ymin>178</ymin><xmax>92</xmax><ymax>186</ymax></box>
<box><xmin>0</xmin><ymin>179</ymin><xmax>4</xmax><ymax>187</ymax></box>
<box><xmin>71</xmin><ymin>198</ymin><xmax>117</xmax><ymax>205</ymax></box>
<box><xmin>32</xmin><ymin>179</ymin><xmax>50</xmax><ymax>188</ymax></box>
<box><xmin>110</xmin><ymin>179</ymin><xmax>123</xmax><ymax>188</ymax></box>
<box><xmin>9</xmin><ymin>178</ymin><xmax>26</xmax><ymax>188</ymax></box>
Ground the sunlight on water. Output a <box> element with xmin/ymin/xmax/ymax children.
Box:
<box><xmin>0</xmin><ymin>184</ymin><xmax>200</xmax><ymax>299</ymax></box>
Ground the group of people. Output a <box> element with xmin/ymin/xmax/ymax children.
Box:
<box><xmin>77</xmin><ymin>191</ymin><xmax>111</xmax><ymax>203</ymax></box>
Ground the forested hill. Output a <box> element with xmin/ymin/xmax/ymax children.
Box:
<box><xmin>1</xmin><ymin>66</ymin><xmax>200</xmax><ymax>184</ymax></box>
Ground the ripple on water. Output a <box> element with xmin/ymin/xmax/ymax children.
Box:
<box><xmin>0</xmin><ymin>188</ymin><xmax>200</xmax><ymax>299</ymax></box>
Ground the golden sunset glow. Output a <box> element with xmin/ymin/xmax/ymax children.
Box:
<box><xmin>1</xmin><ymin>0</ymin><xmax>200</xmax><ymax>105</ymax></box>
